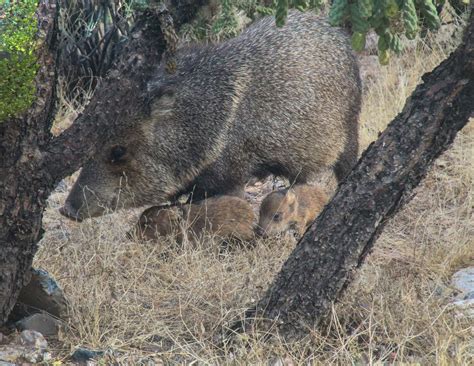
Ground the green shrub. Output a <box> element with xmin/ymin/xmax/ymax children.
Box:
<box><xmin>0</xmin><ymin>0</ymin><xmax>38</xmax><ymax>122</ymax></box>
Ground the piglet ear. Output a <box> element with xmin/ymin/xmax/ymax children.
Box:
<box><xmin>286</xmin><ymin>189</ymin><xmax>297</xmax><ymax>206</ymax></box>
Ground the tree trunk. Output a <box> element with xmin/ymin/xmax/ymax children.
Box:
<box><xmin>0</xmin><ymin>0</ymin><xmax>59</xmax><ymax>324</ymax></box>
<box><xmin>238</xmin><ymin>11</ymin><xmax>473</xmax><ymax>340</ymax></box>
<box><xmin>0</xmin><ymin>0</ymin><xmax>208</xmax><ymax>326</ymax></box>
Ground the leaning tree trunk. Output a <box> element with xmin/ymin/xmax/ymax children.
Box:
<box><xmin>0</xmin><ymin>0</ymin><xmax>208</xmax><ymax>326</ymax></box>
<box><xmin>235</xmin><ymin>10</ymin><xmax>473</xmax><ymax>340</ymax></box>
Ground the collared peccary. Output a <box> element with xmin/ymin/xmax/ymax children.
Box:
<box><xmin>60</xmin><ymin>11</ymin><xmax>361</xmax><ymax>221</ymax></box>
<box><xmin>257</xmin><ymin>184</ymin><xmax>328</xmax><ymax>237</ymax></box>
<box><xmin>130</xmin><ymin>196</ymin><xmax>255</xmax><ymax>243</ymax></box>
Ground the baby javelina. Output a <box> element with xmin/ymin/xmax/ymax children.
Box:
<box><xmin>132</xmin><ymin>196</ymin><xmax>255</xmax><ymax>243</ymax></box>
<box><xmin>258</xmin><ymin>184</ymin><xmax>328</xmax><ymax>238</ymax></box>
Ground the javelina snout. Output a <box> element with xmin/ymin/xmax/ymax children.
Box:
<box><xmin>257</xmin><ymin>189</ymin><xmax>297</xmax><ymax>238</ymax></box>
<box><xmin>59</xmin><ymin>142</ymin><xmax>173</xmax><ymax>221</ymax></box>
<box><xmin>59</xmin><ymin>164</ymin><xmax>115</xmax><ymax>220</ymax></box>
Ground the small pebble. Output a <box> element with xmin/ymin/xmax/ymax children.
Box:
<box><xmin>19</xmin><ymin>330</ymin><xmax>48</xmax><ymax>350</ymax></box>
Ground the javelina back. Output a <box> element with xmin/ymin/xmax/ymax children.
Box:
<box><xmin>258</xmin><ymin>184</ymin><xmax>328</xmax><ymax>237</ymax></box>
<box><xmin>131</xmin><ymin>196</ymin><xmax>255</xmax><ymax>243</ymax></box>
<box><xmin>60</xmin><ymin>11</ymin><xmax>361</xmax><ymax>220</ymax></box>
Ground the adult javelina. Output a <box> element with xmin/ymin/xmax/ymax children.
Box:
<box><xmin>60</xmin><ymin>11</ymin><xmax>361</xmax><ymax>221</ymax></box>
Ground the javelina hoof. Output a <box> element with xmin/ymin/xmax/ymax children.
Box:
<box><xmin>258</xmin><ymin>184</ymin><xmax>328</xmax><ymax>238</ymax></box>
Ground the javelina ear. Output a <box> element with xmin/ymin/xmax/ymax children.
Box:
<box><xmin>147</xmin><ymin>82</ymin><xmax>176</xmax><ymax>118</ymax></box>
<box><xmin>152</xmin><ymin>89</ymin><xmax>175</xmax><ymax>117</ymax></box>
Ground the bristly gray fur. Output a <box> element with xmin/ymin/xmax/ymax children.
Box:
<box><xmin>61</xmin><ymin>11</ymin><xmax>362</xmax><ymax>220</ymax></box>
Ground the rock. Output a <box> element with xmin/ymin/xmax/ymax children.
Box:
<box><xmin>17</xmin><ymin>268</ymin><xmax>68</xmax><ymax>319</ymax></box>
<box><xmin>463</xmin><ymin>291</ymin><xmax>474</xmax><ymax>300</ymax></box>
<box><xmin>0</xmin><ymin>330</ymin><xmax>51</xmax><ymax>366</ymax></box>
<box><xmin>449</xmin><ymin>267</ymin><xmax>474</xmax><ymax>318</ymax></box>
<box><xmin>16</xmin><ymin>313</ymin><xmax>61</xmax><ymax>336</ymax></box>
<box><xmin>70</xmin><ymin>347</ymin><xmax>104</xmax><ymax>363</ymax></box>
<box><xmin>19</xmin><ymin>330</ymin><xmax>47</xmax><ymax>350</ymax></box>
<box><xmin>0</xmin><ymin>361</ymin><xmax>17</xmax><ymax>366</ymax></box>
<box><xmin>449</xmin><ymin>299</ymin><xmax>474</xmax><ymax>319</ymax></box>
<box><xmin>0</xmin><ymin>331</ymin><xmax>49</xmax><ymax>364</ymax></box>
<box><xmin>0</xmin><ymin>337</ymin><xmax>48</xmax><ymax>363</ymax></box>
<box><xmin>452</xmin><ymin>267</ymin><xmax>474</xmax><ymax>295</ymax></box>
<box><xmin>0</xmin><ymin>346</ymin><xmax>24</xmax><ymax>363</ymax></box>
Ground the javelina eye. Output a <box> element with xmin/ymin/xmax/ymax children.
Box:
<box><xmin>110</xmin><ymin>145</ymin><xmax>127</xmax><ymax>163</ymax></box>
<box><xmin>273</xmin><ymin>212</ymin><xmax>282</xmax><ymax>222</ymax></box>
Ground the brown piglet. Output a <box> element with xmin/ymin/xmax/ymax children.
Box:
<box><xmin>258</xmin><ymin>184</ymin><xmax>328</xmax><ymax>238</ymax></box>
<box><xmin>132</xmin><ymin>195</ymin><xmax>255</xmax><ymax>243</ymax></box>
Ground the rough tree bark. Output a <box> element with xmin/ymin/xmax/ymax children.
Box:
<box><xmin>0</xmin><ymin>0</ymin><xmax>59</xmax><ymax>324</ymax></box>
<box><xmin>0</xmin><ymin>0</ymin><xmax>208</xmax><ymax>325</ymax></box>
<box><xmin>235</xmin><ymin>10</ymin><xmax>473</xmax><ymax>340</ymax></box>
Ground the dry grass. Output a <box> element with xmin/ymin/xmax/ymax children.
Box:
<box><xmin>36</xmin><ymin>23</ymin><xmax>473</xmax><ymax>364</ymax></box>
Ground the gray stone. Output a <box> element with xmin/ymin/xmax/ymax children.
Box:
<box><xmin>17</xmin><ymin>268</ymin><xmax>68</xmax><ymax>319</ymax></box>
<box><xmin>0</xmin><ymin>344</ymin><xmax>46</xmax><ymax>364</ymax></box>
<box><xmin>449</xmin><ymin>267</ymin><xmax>474</xmax><ymax>319</ymax></box>
<box><xmin>0</xmin><ymin>331</ymin><xmax>49</xmax><ymax>364</ymax></box>
<box><xmin>450</xmin><ymin>299</ymin><xmax>474</xmax><ymax>318</ymax></box>
<box><xmin>0</xmin><ymin>361</ymin><xmax>17</xmax><ymax>366</ymax></box>
<box><xmin>55</xmin><ymin>179</ymin><xmax>68</xmax><ymax>193</ymax></box>
<box><xmin>452</xmin><ymin>267</ymin><xmax>474</xmax><ymax>295</ymax></box>
<box><xmin>70</xmin><ymin>347</ymin><xmax>104</xmax><ymax>363</ymax></box>
<box><xmin>0</xmin><ymin>347</ymin><xmax>23</xmax><ymax>363</ymax></box>
<box><xmin>16</xmin><ymin>313</ymin><xmax>61</xmax><ymax>336</ymax></box>
<box><xmin>463</xmin><ymin>291</ymin><xmax>474</xmax><ymax>300</ymax></box>
<box><xmin>19</xmin><ymin>330</ymin><xmax>47</xmax><ymax>350</ymax></box>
